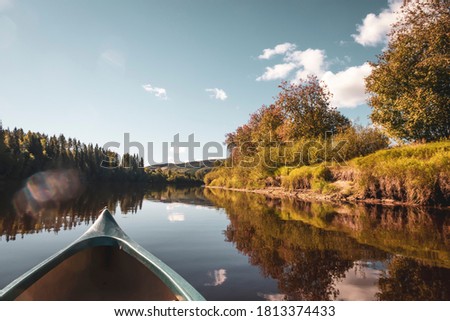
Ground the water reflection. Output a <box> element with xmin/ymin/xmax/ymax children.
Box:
<box><xmin>377</xmin><ymin>257</ymin><xmax>450</xmax><ymax>300</ymax></box>
<box><xmin>276</xmin><ymin>198</ymin><xmax>450</xmax><ymax>268</ymax></box>
<box><xmin>203</xmin><ymin>188</ymin><xmax>450</xmax><ymax>300</ymax></box>
<box><xmin>206</xmin><ymin>190</ymin><xmax>371</xmax><ymax>300</ymax></box>
<box><xmin>1</xmin><ymin>185</ymin><xmax>209</xmax><ymax>241</ymax></box>
<box><xmin>1</xmin><ymin>184</ymin><xmax>449</xmax><ymax>300</ymax></box>
<box><xmin>167</xmin><ymin>213</ymin><xmax>185</xmax><ymax>222</ymax></box>
<box><xmin>205</xmin><ymin>269</ymin><xmax>227</xmax><ymax>286</ymax></box>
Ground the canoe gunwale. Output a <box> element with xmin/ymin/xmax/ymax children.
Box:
<box><xmin>0</xmin><ymin>209</ymin><xmax>205</xmax><ymax>301</ymax></box>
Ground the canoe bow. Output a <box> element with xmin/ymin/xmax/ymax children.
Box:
<box><xmin>0</xmin><ymin>208</ymin><xmax>205</xmax><ymax>301</ymax></box>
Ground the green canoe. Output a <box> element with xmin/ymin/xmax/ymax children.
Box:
<box><xmin>0</xmin><ymin>208</ymin><xmax>205</xmax><ymax>301</ymax></box>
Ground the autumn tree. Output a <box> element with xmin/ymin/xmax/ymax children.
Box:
<box><xmin>226</xmin><ymin>76</ymin><xmax>350</xmax><ymax>152</ymax></box>
<box><xmin>275</xmin><ymin>76</ymin><xmax>350</xmax><ymax>140</ymax></box>
<box><xmin>366</xmin><ymin>1</ymin><xmax>450</xmax><ymax>142</ymax></box>
<box><xmin>225</xmin><ymin>104</ymin><xmax>284</xmax><ymax>158</ymax></box>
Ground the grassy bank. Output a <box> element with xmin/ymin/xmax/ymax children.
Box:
<box><xmin>205</xmin><ymin>141</ymin><xmax>450</xmax><ymax>206</ymax></box>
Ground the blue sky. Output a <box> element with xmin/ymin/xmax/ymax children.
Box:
<box><xmin>0</xmin><ymin>0</ymin><xmax>403</xmax><ymax>163</ymax></box>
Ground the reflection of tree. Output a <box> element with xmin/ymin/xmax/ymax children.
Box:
<box><xmin>205</xmin><ymin>188</ymin><xmax>387</xmax><ymax>300</ymax></box>
<box><xmin>377</xmin><ymin>257</ymin><xmax>450</xmax><ymax>300</ymax></box>
<box><xmin>0</xmin><ymin>185</ymin><xmax>210</xmax><ymax>241</ymax></box>
<box><xmin>145</xmin><ymin>186</ymin><xmax>213</xmax><ymax>207</ymax></box>
<box><xmin>205</xmin><ymin>188</ymin><xmax>450</xmax><ymax>300</ymax></box>
<box><xmin>0</xmin><ymin>184</ymin><xmax>143</xmax><ymax>241</ymax></box>
<box><xmin>275</xmin><ymin>198</ymin><xmax>450</xmax><ymax>268</ymax></box>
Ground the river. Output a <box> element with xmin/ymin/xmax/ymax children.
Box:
<box><xmin>0</xmin><ymin>185</ymin><xmax>449</xmax><ymax>300</ymax></box>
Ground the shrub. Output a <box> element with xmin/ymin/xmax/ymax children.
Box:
<box><xmin>333</xmin><ymin>125</ymin><xmax>389</xmax><ymax>161</ymax></box>
<box><xmin>282</xmin><ymin>164</ymin><xmax>334</xmax><ymax>193</ymax></box>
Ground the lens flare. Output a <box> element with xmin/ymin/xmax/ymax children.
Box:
<box><xmin>13</xmin><ymin>169</ymin><xmax>83</xmax><ymax>216</ymax></box>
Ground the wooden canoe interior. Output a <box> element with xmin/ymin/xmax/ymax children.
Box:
<box><xmin>15</xmin><ymin>246</ymin><xmax>178</xmax><ymax>301</ymax></box>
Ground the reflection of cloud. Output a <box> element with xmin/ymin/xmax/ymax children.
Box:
<box><xmin>205</xmin><ymin>269</ymin><xmax>227</xmax><ymax>286</ymax></box>
<box><xmin>334</xmin><ymin>261</ymin><xmax>381</xmax><ymax>300</ymax></box>
<box><xmin>166</xmin><ymin>203</ymin><xmax>182</xmax><ymax>211</ymax></box>
<box><xmin>194</xmin><ymin>205</ymin><xmax>214</xmax><ymax>211</ymax></box>
<box><xmin>167</xmin><ymin>213</ymin><xmax>185</xmax><ymax>222</ymax></box>
<box><xmin>257</xmin><ymin>293</ymin><xmax>286</xmax><ymax>301</ymax></box>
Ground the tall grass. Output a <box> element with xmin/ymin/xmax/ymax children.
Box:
<box><xmin>205</xmin><ymin>141</ymin><xmax>450</xmax><ymax>205</ymax></box>
<box><xmin>281</xmin><ymin>164</ymin><xmax>335</xmax><ymax>193</ymax></box>
<box><xmin>353</xmin><ymin>141</ymin><xmax>450</xmax><ymax>205</ymax></box>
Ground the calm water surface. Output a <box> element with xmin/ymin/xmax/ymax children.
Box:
<box><xmin>0</xmin><ymin>185</ymin><xmax>449</xmax><ymax>300</ymax></box>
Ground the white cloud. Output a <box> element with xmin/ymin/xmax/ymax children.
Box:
<box><xmin>352</xmin><ymin>0</ymin><xmax>403</xmax><ymax>47</ymax></box>
<box><xmin>286</xmin><ymin>49</ymin><xmax>326</xmax><ymax>80</ymax></box>
<box><xmin>286</xmin><ymin>49</ymin><xmax>326</xmax><ymax>71</ymax></box>
<box><xmin>142</xmin><ymin>83</ymin><xmax>168</xmax><ymax>100</ymax></box>
<box><xmin>254</xmin><ymin>2</ymin><xmax>418</xmax><ymax>107</ymax></box>
<box><xmin>256</xmin><ymin>42</ymin><xmax>373</xmax><ymax>108</ymax></box>
<box><xmin>257</xmin><ymin>48</ymin><xmax>326</xmax><ymax>81</ymax></box>
<box><xmin>205</xmin><ymin>88</ymin><xmax>228</xmax><ymax>101</ymax></box>
<box><xmin>321</xmin><ymin>63</ymin><xmax>372</xmax><ymax>108</ymax></box>
<box><xmin>258</xmin><ymin>42</ymin><xmax>296</xmax><ymax>59</ymax></box>
<box><xmin>256</xmin><ymin>63</ymin><xmax>296</xmax><ymax>81</ymax></box>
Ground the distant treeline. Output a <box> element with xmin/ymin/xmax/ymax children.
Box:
<box><xmin>0</xmin><ymin>126</ymin><xmax>206</xmax><ymax>185</ymax></box>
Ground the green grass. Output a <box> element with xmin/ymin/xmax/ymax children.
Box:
<box><xmin>351</xmin><ymin>141</ymin><xmax>450</xmax><ymax>205</ymax></box>
<box><xmin>281</xmin><ymin>164</ymin><xmax>334</xmax><ymax>193</ymax></box>
<box><xmin>205</xmin><ymin>141</ymin><xmax>450</xmax><ymax>205</ymax></box>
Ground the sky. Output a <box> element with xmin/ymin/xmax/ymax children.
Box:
<box><xmin>0</xmin><ymin>0</ymin><xmax>404</xmax><ymax>163</ymax></box>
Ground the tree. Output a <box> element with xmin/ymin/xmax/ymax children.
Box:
<box><xmin>225</xmin><ymin>76</ymin><xmax>350</xmax><ymax>156</ymax></box>
<box><xmin>276</xmin><ymin>76</ymin><xmax>350</xmax><ymax>140</ymax></box>
<box><xmin>366</xmin><ymin>1</ymin><xmax>450</xmax><ymax>142</ymax></box>
<box><xmin>225</xmin><ymin>104</ymin><xmax>284</xmax><ymax>159</ymax></box>
<box><xmin>0</xmin><ymin>122</ymin><xmax>13</xmax><ymax>177</ymax></box>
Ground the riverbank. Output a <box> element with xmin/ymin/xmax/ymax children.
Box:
<box><xmin>205</xmin><ymin>185</ymin><xmax>444</xmax><ymax>207</ymax></box>
<box><xmin>205</xmin><ymin>141</ymin><xmax>450</xmax><ymax>207</ymax></box>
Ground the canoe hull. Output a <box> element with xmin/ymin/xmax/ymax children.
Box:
<box><xmin>0</xmin><ymin>209</ymin><xmax>205</xmax><ymax>301</ymax></box>
<box><xmin>16</xmin><ymin>245</ymin><xmax>178</xmax><ymax>301</ymax></box>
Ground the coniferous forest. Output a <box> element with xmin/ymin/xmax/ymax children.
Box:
<box><xmin>0</xmin><ymin>125</ymin><xmax>204</xmax><ymax>186</ymax></box>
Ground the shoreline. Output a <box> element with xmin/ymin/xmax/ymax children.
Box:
<box><xmin>204</xmin><ymin>185</ymin><xmax>450</xmax><ymax>208</ymax></box>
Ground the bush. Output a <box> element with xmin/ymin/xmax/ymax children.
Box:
<box><xmin>282</xmin><ymin>164</ymin><xmax>334</xmax><ymax>193</ymax></box>
<box><xmin>333</xmin><ymin>125</ymin><xmax>389</xmax><ymax>162</ymax></box>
